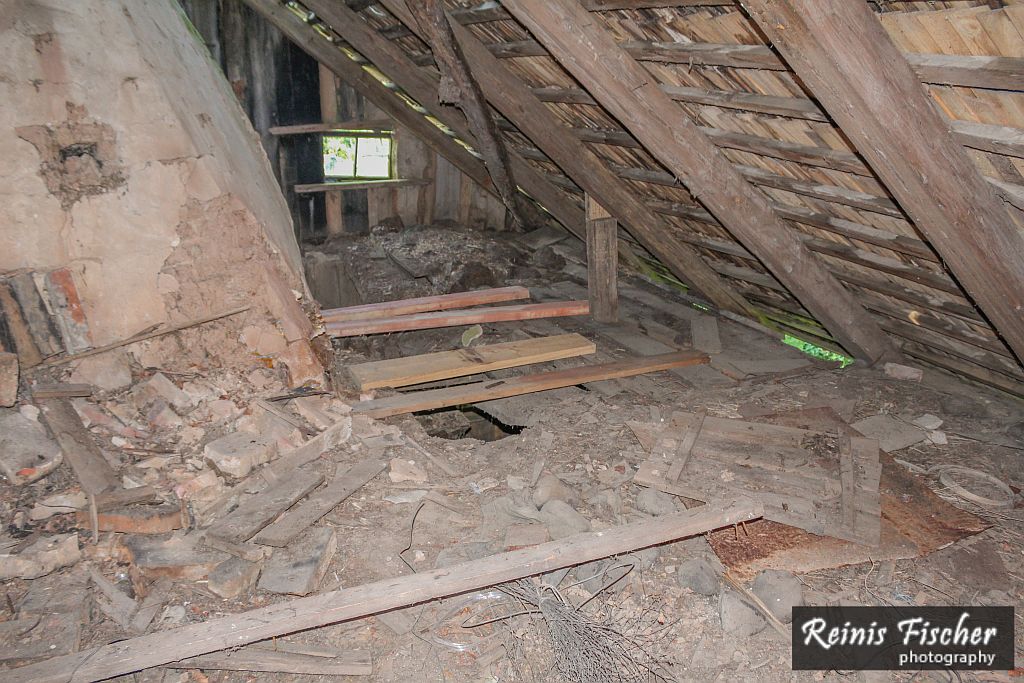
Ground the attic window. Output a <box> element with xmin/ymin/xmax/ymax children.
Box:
<box><xmin>322</xmin><ymin>133</ymin><xmax>393</xmax><ymax>180</ymax></box>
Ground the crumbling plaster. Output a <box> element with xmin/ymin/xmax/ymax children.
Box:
<box><xmin>0</xmin><ymin>0</ymin><xmax>321</xmax><ymax>383</ymax></box>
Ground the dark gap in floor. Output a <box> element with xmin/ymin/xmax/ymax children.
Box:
<box><xmin>414</xmin><ymin>405</ymin><xmax>524</xmax><ymax>442</ymax></box>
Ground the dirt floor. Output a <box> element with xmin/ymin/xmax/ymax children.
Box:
<box><xmin>2</xmin><ymin>222</ymin><xmax>1022</xmax><ymax>682</ymax></box>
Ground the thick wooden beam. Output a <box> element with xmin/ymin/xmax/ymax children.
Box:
<box><xmin>406</xmin><ymin>0</ymin><xmax>538</xmax><ymax>230</ymax></box>
<box><xmin>379</xmin><ymin>0</ymin><xmax>754</xmax><ymax>316</ymax></box>
<box><xmin>743</xmin><ymin>0</ymin><xmax>1024</xmax><ymax>366</ymax></box>
<box><xmin>325</xmin><ymin>300</ymin><xmax>591</xmax><ymax>337</ymax></box>
<box><xmin>6</xmin><ymin>501</ymin><xmax>761</xmax><ymax>683</ymax></box>
<box><xmin>585</xmin><ymin>194</ymin><xmax>619</xmax><ymax>322</ymax></box>
<box><xmin>500</xmin><ymin>0</ymin><xmax>895</xmax><ymax>363</ymax></box>
<box><xmin>269</xmin><ymin>119</ymin><xmax>393</xmax><ymax>135</ymax></box>
<box><xmin>300</xmin><ymin>0</ymin><xmax>586</xmax><ymax>242</ymax></box>
<box><xmin>294</xmin><ymin>178</ymin><xmax>430</xmax><ymax>193</ymax></box>
<box><xmin>321</xmin><ymin>286</ymin><xmax>531</xmax><ymax>322</ymax></box>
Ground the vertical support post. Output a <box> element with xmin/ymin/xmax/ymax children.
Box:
<box><xmin>318</xmin><ymin>64</ymin><xmax>344</xmax><ymax>237</ymax></box>
<box><xmin>586</xmin><ymin>194</ymin><xmax>619</xmax><ymax>323</ymax></box>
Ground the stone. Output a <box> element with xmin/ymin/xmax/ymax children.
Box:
<box><xmin>532</xmin><ymin>473</ymin><xmax>576</xmax><ymax>507</ymax></box>
<box><xmin>719</xmin><ymin>589</ymin><xmax>766</xmax><ymax>637</ymax></box>
<box><xmin>575</xmin><ymin>559</ymin><xmax>613</xmax><ymax>594</ymax></box>
<box><xmin>204</xmin><ymin>431</ymin><xmax>278</xmax><ymax>479</ymax></box>
<box><xmin>69</xmin><ymin>352</ymin><xmax>132</xmax><ymax>392</ymax></box>
<box><xmin>0</xmin><ymin>352</ymin><xmax>17</xmax><ymax>407</ymax></box>
<box><xmin>435</xmin><ymin>542</ymin><xmax>494</xmax><ymax>568</ymax></box>
<box><xmin>29</xmin><ymin>491</ymin><xmax>88</xmax><ymax>520</ymax></box>
<box><xmin>883</xmin><ymin>362</ymin><xmax>923</xmax><ymax>382</ymax></box>
<box><xmin>0</xmin><ymin>408</ymin><xmax>63</xmax><ymax>484</ymax></box>
<box><xmin>135</xmin><ymin>372</ymin><xmax>192</xmax><ymax>412</ymax></box>
<box><xmin>123</xmin><ymin>535</ymin><xmax>228</xmax><ymax>581</ymax></box>
<box><xmin>539</xmin><ymin>499</ymin><xmax>591</xmax><ymax>540</ymax></box>
<box><xmin>208</xmin><ymin>556</ymin><xmax>262</xmax><ymax>599</ymax></box>
<box><xmin>928</xmin><ymin>430</ymin><xmax>948</xmax><ymax>445</ymax></box>
<box><xmin>292</xmin><ymin>395</ymin><xmax>336</xmax><ymax>430</ymax></box>
<box><xmin>850</xmin><ymin>414</ymin><xmax>927</xmax><ymax>453</ymax></box>
<box><xmin>145</xmin><ymin>400</ymin><xmax>182</xmax><ymax>429</ymax></box>
<box><xmin>751</xmin><ymin>569</ymin><xmax>803</xmax><ymax>624</ymax></box>
<box><xmin>258</xmin><ymin>527</ymin><xmax>336</xmax><ymax>596</ymax></box>
<box><xmin>388</xmin><ymin>457</ymin><xmax>428</xmax><ymax>484</ymax></box>
<box><xmin>635</xmin><ymin>488</ymin><xmax>677</xmax><ymax>516</ymax></box>
<box><xmin>503</xmin><ymin>524</ymin><xmax>550</xmax><ymax>551</ymax></box>
<box><xmin>207</xmin><ymin>399</ymin><xmax>240</xmax><ymax>422</ymax></box>
<box><xmin>278</xmin><ymin>340</ymin><xmax>324</xmax><ymax>388</ymax></box>
<box><xmin>0</xmin><ymin>534</ymin><xmax>81</xmax><ymax>580</ymax></box>
<box><xmin>676</xmin><ymin>555</ymin><xmax>723</xmax><ymax>596</ymax></box>
<box><xmin>596</xmin><ymin>459</ymin><xmax>634</xmax><ymax>487</ymax></box>
<box><xmin>912</xmin><ymin>414</ymin><xmax>944</xmax><ymax>431</ymax></box>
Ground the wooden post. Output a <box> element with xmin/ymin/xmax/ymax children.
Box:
<box><xmin>498</xmin><ymin>0</ymin><xmax>896</xmax><ymax>365</ymax></box>
<box><xmin>317</xmin><ymin>64</ymin><xmax>344</xmax><ymax>237</ymax></box>
<box><xmin>586</xmin><ymin>193</ymin><xmax>618</xmax><ymax>322</ymax></box>
<box><xmin>742</xmin><ymin>0</ymin><xmax>1024</xmax><ymax>367</ymax></box>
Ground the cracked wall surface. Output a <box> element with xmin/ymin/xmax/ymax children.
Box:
<box><xmin>0</xmin><ymin>0</ymin><xmax>321</xmax><ymax>383</ymax></box>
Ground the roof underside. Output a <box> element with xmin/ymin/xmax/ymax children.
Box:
<box><xmin>261</xmin><ymin>0</ymin><xmax>1024</xmax><ymax>397</ymax></box>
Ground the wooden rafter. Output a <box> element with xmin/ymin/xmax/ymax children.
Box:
<box><xmin>405</xmin><ymin>0</ymin><xmax>540</xmax><ymax>230</ymax></box>
<box><xmin>742</xmin><ymin>0</ymin><xmax>1024</xmax><ymax>367</ymax></box>
<box><xmin>377</xmin><ymin>0</ymin><xmax>755</xmax><ymax>316</ymax></box>
<box><xmin>499</xmin><ymin>0</ymin><xmax>896</xmax><ymax>364</ymax></box>
<box><xmin>297</xmin><ymin>0</ymin><xmax>587</xmax><ymax>242</ymax></box>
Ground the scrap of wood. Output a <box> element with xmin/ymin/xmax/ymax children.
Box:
<box><xmin>326</xmin><ymin>300</ymin><xmax>590</xmax><ymax>337</ymax></box>
<box><xmin>39</xmin><ymin>306</ymin><xmax>250</xmax><ymax>368</ymax></box>
<box><xmin>90</xmin><ymin>569</ymin><xmax>138</xmax><ymax>631</ymax></box>
<box><xmin>129</xmin><ymin>579</ymin><xmax>172</xmax><ymax>635</ymax></box>
<box><xmin>201</xmin><ymin>535</ymin><xmax>269</xmax><ymax>563</ymax></box>
<box><xmin>169</xmin><ymin>646</ymin><xmax>372</xmax><ymax>676</ymax></box>
<box><xmin>347</xmin><ymin>333</ymin><xmax>596</xmax><ymax>390</ymax></box>
<box><xmin>95</xmin><ymin>486</ymin><xmax>161</xmax><ymax>512</ymax></box>
<box><xmin>38</xmin><ymin>398</ymin><xmax>119</xmax><ymax>495</ymax></box>
<box><xmin>0</xmin><ymin>280</ymin><xmax>43</xmax><ymax>366</ymax></box>
<box><xmin>253</xmin><ymin>457</ymin><xmax>386</xmax><ymax>547</ymax></box>
<box><xmin>30</xmin><ymin>383</ymin><xmax>93</xmax><ymax>399</ymax></box>
<box><xmin>354</xmin><ymin>351</ymin><xmax>709</xmax><ymax>419</ymax></box>
<box><xmin>690</xmin><ymin>315</ymin><xmax>722</xmax><ymax>354</ymax></box>
<box><xmin>666</xmin><ymin>409</ymin><xmax>705</xmax><ymax>482</ymax></box>
<box><xmin>76</xmin><ymin>503</ymin><xmax>185</xmax><ymax>535</ymax></box>
<box><xmin>9</xmin><ymin>500</ymin><xmax>761</xmax><ymax>682</ymax></box>
<box><xmin>206</xmin><ymin>468</ymin><xmax>325</xmax><ymax>544</ymax></box>
<box><xmin>322</xmin><ymin>286</ymin><xmax>531</xmax><ymax>323</ymax></box>
<box><xmin>255</xmin><ymin>399</ymin><xmax>316</xmax><ymax>438</ymax></box>
<box><xmin>257</xmin><ymin>527</ymin><xmax>337</xmax><ymax>596</ymax></box>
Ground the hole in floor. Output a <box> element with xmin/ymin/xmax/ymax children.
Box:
<box><xmin>414</xmin><ymin>406</ymin><xmax>524</xmax><ymax>442</ymax></box>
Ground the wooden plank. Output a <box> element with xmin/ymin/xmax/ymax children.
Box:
<box><xmin>585</xmin><ymin>194</ymin><xmax>618</xmax><ymax>323</ymax></box>
<box><xmin>666</xmin><ymin>409</ymin><xmax>705</xmax><ymax>482</ymax></box>
<box><xmin>5</xmin><ymin>501</ymin><xmax>762</xmax><ymax>683</ymax></box>
<box><xmin>321</xmin><ymin>286</ymin><xmax>530</xmax><ymax>322</ymax></box>
<box><xmin>30</xmin><ymin>383</ymin><xmax>93</xmax><ymax>399</ymax></box>
<box><xmin>743</xmin><ymin>0</ymin><xmax>1024</xmax><ymax>366</ymax></box>
<box><xmin>326</xmin><ymin>300</ymin><xmax>590</xmax><ymax>337</ymax></box>
<box><xmin>269</xmin><ymin>119</ymin><xmax>393</xmax><ymax>135</ymax></box>
<box><xmin>348</xmin><ymin>333</ymin><xmax>596</xmax><ymax>390</ymax></box>
<box><xmin>288</xmin><ymin>0</ymin><xmax>588</xmax><ymax>244</ymax></box>
<box><xmin>38</xmin><ymin>399</ymin><xmax>119</xmax><ymax>495</ymax></box>
<box><xmin>499</xmin><ymin>0</ymin><xmax>895</xmax><ymax>365</ymax></box>
<box><xmin>353</xmin><ymin>351</ymin><xmax>709</xmax><ymax>418</ymax></box>
<box><xmin>582</xmin><ymin>0</ymin><xmax>734</xmax><ymax>8</ymax></box>
<box><xmin>379</xmin><ymin>0</ymin><xmax>754</xmax><ymax>316</ymax></box>
<box><xmin>294</xmin><ymin>179</ymin><xmax>430</xmax><ymax>193</ymax></box>
<box><xmin>206</xmin><ymin>468</ymin><xmax>324</xmax><ymax>544</ymax></box>
<box><xmin>0</xmin><ymin>280</ymin><xmax>43</xmax><ymax>367</ymax></box>
<box><xmin>252</xmin><ymin>457</ymin><xmax>386</xmax><ymax>547</ymax></box>
<box><xmin>170</xmin><ymin>647</ymin><xmax>372</xmax><ymax>676</ymax></box>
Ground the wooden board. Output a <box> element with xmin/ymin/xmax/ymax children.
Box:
<box><xmin>38</xmin><ymin>398</ymin><xmax>119</xmax><ymax>495</ymax></box>
<box><xmin>629</xmin><ymin>412</ymin><xmax>881</xmax><ymax>546</ymax></box>
<box><xmin>253</xmin><ymin>457</ymin><xmax>387</xmax><ymax>548</ymax></box>
<box><xmin>170</xmin><ymin>647</ymin><xmax>372</xmax><ymax>676</ymax></box>
<box><xmin>295</xmin><ymin>178</ymin><xmax>430</xmax><ymax>194</ymax></box>
<box><xmin>321</xmin><ymin>286</ymin><xmax>530</xmax><ymax>323</ymax></box>
<box><xmin>5</xmin><ymin>501</ymin><xmax>761</xmax><ymax>682</ymax></box>
<box><xmin>585</xmin><ymin>194</ymin><xmax>619</xmax><ymax>323</ymax></box>
<box><xmin>206</xmin><ymin>469</ymin><xmax>324</xmax><ymax>544</ymax></box>
<box><xmin>326</xmin><ymin>300</ymin><xmax>590</xmax><ymax>337</ymax></box>
<box><xmin>347</xmin><ymin>333</ymin><xmax>596</xmax><ymax>390</ymax></box>
<box><xmin>354</xmin><ymin>351</ymin><xmax>709</xmax><ymax>418</ymax></box>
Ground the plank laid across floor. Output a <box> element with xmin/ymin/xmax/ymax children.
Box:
<box><xmin>352</xmin><ymin>350</ymin><xmax>709</xmax><ymax>418</ymax></box>
<box><xmin>5</xmin><ymin>501</ymin><xmax>761</xmax><ymax>683</ymax></box>
<box><xmin>348</xmin><ymin>333</ymin><xmax>597</xmax><ymax>390</ymax></box>
<box><xmin>321</xmin><ymin>286</ymin><xmax>530</xmax><ymax>322</ymax></box>
<box><xmin>326</xmin><ymin>300</ymin><xmax>590</xmax><ymax>337</ymax></box>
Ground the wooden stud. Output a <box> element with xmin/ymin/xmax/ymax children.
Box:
<box><xmin>499</xmin><ymin>0</ymin><xmax>895</xmax><ymax>364</ymax></box>
<box><xmin>585</xmin><ymin>194</ymin><xmax>618</xmax><ymax>323</ymax></box>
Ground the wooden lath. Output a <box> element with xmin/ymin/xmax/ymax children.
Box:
<box><xmin>374</xmin><ymin>0</ymin><xmax>756</xmax><ymax>317</ymax></box>
<box><xmin>742</xmin><ymin>0</ymin><xmax>1024</xmax><ymax>367</ymax></box>
<box><xmin>498</xmin><ymin>0</ymin><xmax>896</xmax><ymax>364</ymax></box>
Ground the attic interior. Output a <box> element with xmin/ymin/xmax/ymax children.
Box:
<box><xmin>2</xmin><ymin>0</ymin><xmax>1024</xmax><ymax>680</ymax></box>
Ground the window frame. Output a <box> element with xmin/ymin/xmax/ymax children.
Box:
<box><xmin>322</xmin><ymin>131</ymin><xmax>395</xmax><ymax>181</ymax></box>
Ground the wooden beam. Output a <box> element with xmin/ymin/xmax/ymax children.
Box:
<box><xmin>353</xmin><ymin>350</ymin><xmax>708</xmax><ymax>418</ymax></box>
<box><xmin>500</xmin><ymin>0</ymin><xmax>895</xmax><ymax>364</ymax></box>
<box><xmin>38</xmin><ymin>399</ymin><xmax>120</xmax><ymax>495</ymax></box>
<box><xmin>348</xmin><ymin>333</ymin><xmax>597</xmax><ymax>390</ymax></box>
<box><xmin>406</xmin><ymin>0</ymin><xmax>540</xmax><ymax>230</ymax></box>
<box><xmin>322</xmin><ymin>286</ymin><xmax>531</xmax><ymax>322</ymax></box>
<box><xmin>585</xmin><ymin>194</ymin><xmax>619</xmax><ymax>322</ymax></box>
<box><xmin>326</xmin><ymin>300</ymin><xmax>591</xmax><ymax>337</ymax></box>
<box><xmin>379</xmin><ymin>0</ymin><xmax>755</xmax><ymax>316</ymax></box>
<box><xmin>743</xmin><ymin>0</ymin><xmax>1024</xmax><ymax>366</ymax></box>
<box><xmin>294</xmin><ymin>179</ymin><xmax>430</xmax><ymax>193</ymax></box>
<box><xmin>298</xmin><ymin>0</ymin><xmax>587</xmax><ymax>241</ymax></box>
<box><xmin>582</xmin><ymin>0</ymin><xmax>734</xmax><ymax>8</ymax></box>
<box><xmin>5</xmin><ymin>501</ymin><xmax>761</xmax><ymax>683</ymax></box>
<box><xmin>269</xmin><ymin>119</ymin><xmax>393</xmax><ymax>135</ymax></box>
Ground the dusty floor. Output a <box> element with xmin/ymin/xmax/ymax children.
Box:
<box><xmin>2</xmin><ymin>223</ymin><xmax>1022</xmax><ymax>682</ymax></box>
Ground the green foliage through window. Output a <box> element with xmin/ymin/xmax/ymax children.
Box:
<box><xmin>323</xmin><ymin>133</ymin><xmax>393</xmax><ymax>179</ymax></box>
